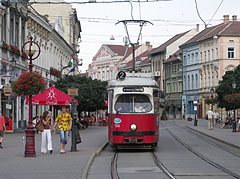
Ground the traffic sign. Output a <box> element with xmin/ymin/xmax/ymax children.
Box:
<box><xmin>3</xmin><ymin>83</ymin><xmax>12</xmax><ymax>96</ymax></box>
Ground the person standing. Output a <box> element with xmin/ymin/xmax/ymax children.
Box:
<box><xmin>41</xmin><ymin>111</ymin><xmax>53</xmax><ymax>154</ymax></box>
<box><xmin>0</xmin><ymin>115</ymin><xmax>6</xmax><ymax>148</ymax></box>
<box><xmin>53</xmin><ymin>106</ymin><xmax>72</xmax><ymax>154</ymax></box>
<box><xmin>206</xmin><ymin>108</ymin><xmax>214</xmax><ymax>130</ymax></box>
<box><xmin>213</xmin><ymin>110</ymin><xmax>219</xmax><ymax>125</ymax></box>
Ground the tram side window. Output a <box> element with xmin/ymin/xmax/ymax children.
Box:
<box><xmin>115</xmin><ymin>94</ymin><xmax>152</xmax><ymax>113</ymax></box>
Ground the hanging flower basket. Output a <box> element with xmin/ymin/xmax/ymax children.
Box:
<box><xmin>50</xmin><ymin>67</ymin><xmax>61</xmax><ymax>77</ymax></box>
<box><xmin>11</xmin><ymin>71</ymin><xmax>47</xmax><ymax>96</ymax></box>
<box><xmin>1</xmin><ymin>41</ymin><xmax>10</xmax><ymax>49</ymax></box>
<box><xmin>10</xmin><ymin>45</ymin><xmax>21</xmax><ymax>55</ymax></box>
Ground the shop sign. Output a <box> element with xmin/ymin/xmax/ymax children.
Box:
<box><xmin>3</xmin><ymin>83</ymin><xmax>12</xmax><ymax>96</ymax></box>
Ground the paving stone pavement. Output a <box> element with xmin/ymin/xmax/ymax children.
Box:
<box><xmin>0</xmin><ymin>126</ymin><xmax>107</xmax><ymax>179</ymax></box>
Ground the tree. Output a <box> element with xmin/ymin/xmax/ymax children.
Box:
<box><xmin>216</xmin><ymin>65</ymin><xmax>240</xmax><ymax>110</ymax></box>
<box><xmin>54</xmin><ymin>76</ymin><xmax>108</xmax><ymax>113</ymax></box>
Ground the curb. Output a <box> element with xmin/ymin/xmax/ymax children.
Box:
<box><xmin>80</xmin><ymin>141</ymin><xmax>109</xmax><ymax>179</ymax></box>
<box><xmin>186</xmin><ymin>126</ymin><xmax>240</xmax><ymax>150</ymax></box>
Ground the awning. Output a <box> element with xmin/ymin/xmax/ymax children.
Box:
<box><xmin>26</xmin><ymin>86</ymin><xmax>78</xmax><ymax>106</ymax></box>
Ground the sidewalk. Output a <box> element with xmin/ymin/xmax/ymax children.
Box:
<box><xmin>174</xmin><ymin>119</ymin><xmax>240</xmax><ymax>149</ymax></box>
<box><xmin>0</xmin><ymin>126</ymin><xmax>108</xmax><ymax>179</ymax></box>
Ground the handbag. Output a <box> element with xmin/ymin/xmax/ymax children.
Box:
<box><xmin>36</xmin><ymin>121</ymin><xmax>44</xmax><ymax>132</ymax></box>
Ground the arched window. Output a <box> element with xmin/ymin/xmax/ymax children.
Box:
<box><xmin>183</xmin><ymin>75</ymin><xmax>187</xmax><ymax>91</ymax></box>
<box><xmin>192</xmin><ymin>75</ymin><xmax>194</xmax><ymax>89</ymax></box>
<box><xmin>195</xmin><ymin>74</ymin><xmax>198</xmax><ymax>89</ymax></box>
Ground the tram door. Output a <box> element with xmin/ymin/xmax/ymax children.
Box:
<box><xmin>1</xmin><ymin>100</ymin><xmax>15</xmax><ymax>132</ymax></box>
<box><xmin>108</xmin><ymin>90</ymin><xmax>114</xmax><ymax>141</ymax></box>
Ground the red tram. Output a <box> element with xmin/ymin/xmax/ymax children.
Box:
<box><xmin>108</xmin><ymin>72</ymin><xmax>161</xmax><ymax>149</ymax></box>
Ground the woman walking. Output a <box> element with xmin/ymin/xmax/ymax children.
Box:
<box><xmin>41</xmin><ymin>111</ymin><xmax>53</xmax><ymax>154</ymax></box>
<box><xmin>53</xmin><ymin>106</ymin><xmax>72</xmax><ymax>154</ymax></box>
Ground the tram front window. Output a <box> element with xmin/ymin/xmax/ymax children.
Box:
<box><xmin>115</xmin><ymin>94</ymin><xmax>152</xmax><ymax>113</ymax></box>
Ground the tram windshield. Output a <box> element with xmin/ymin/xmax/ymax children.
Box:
<box><xmin>115</xmin><ymin>94</ymin><xmax>152</xmax><ymax>113</ymax></box>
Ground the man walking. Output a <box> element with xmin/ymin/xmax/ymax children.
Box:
<box><xmin>206</xmin><ymin>108</ymin><xmax>214</xmax><ymax>130</ymax></box>
<box><xmin>213</xmin><ymin>110</ymin><xmax>219</xmax><ymax>125</ymax></box>
<box><xmin>0</xmin><ymin>115</ymin><xmax>6</xmax><ymax>148</ymax></box>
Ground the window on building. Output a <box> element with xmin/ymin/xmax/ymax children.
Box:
<box><xmin>184</xmin><ymin>76</ymin><xmax>186</xmax><ymax>91</ymax></box>
<box><xmin>192</xmin><ymin>75</ymin><xmax>194</xmax><ymax>89</ymax></box>
<box><xmin>10</xmin><ymin>17</ymin><xmax>14</xmax><ymax>44</ymax></box>
<box><xmin>195</xmin><ymin>74</ymin><xmax>198</xmax><ymax>89</ymax></box>
<box><xmin>205</xmin><ymin>73</ymin><xmax>207</xmax><ymax>88</ymax></box>
<box><xmin>204</xmin><ymin>51</ymin><xmax>207</xmax><ymax>62</ymax></box>
<box><xmin>208</xmin><ymin>72</ymin><xmax>210</xmax><ymax>87</ymax></box>
<box><xmin>212</xmin><ymin>71</ymin><xmax>214</xmax><ymax>86</ymax></box>
<box><xmin>188</xmin><ymin>75</ymin><xmax>190</xmax><ymax>90</ymax></box>
<box><xmin>16</xmin><ymin>20</ymin><xmax>19</xmax><ymax>47</ymax></box>
<box><xmin>188</xmin><ymin>54</ymin><xmax>190</xmax><ymax>64</ymax></box>
<box><xmin>183</xmin><ymin>55</ymin><xmax>186</xmax><ymax>66</ymax></box>
<box><xmin>2</xmin><ymin>14</ymin><xmax>6</xmax><ymax>42</ymax></box>
<box><xmin>200</xmin><ymin>74</ymin><xmax>203</xmax><ymax>88</ymax></box>
<box><xmin>212</xmin><ymin>49</ymin><xmax>214</xmax><ymax>60</ymax></box>
<box><xmin>200</xmin><ymin>52</ymin><xmax>202</xmax><ymax>62</ymax></box>
<box><xmin>216</xmin><ymin>48</ymin><xmax>218</xmax><ymax>59</ymax></box>
<box><xmin>195</xmin><ymin>52</ymin><xmax>198</xmax><ymax>62</ymax></box>
<box><xmin>191</xmin><ymin>53</ymin><xmax>194</xmax><ymax>63</ymax></box>
<box><xmin>228</xmin><ymin>47</ymin><xmax>234</xmax><ymax>58</ymax></box>
<box><xmin>208</xmin><ymin>50</ymin><xmax>210</xmax><ymax>61</ymax></box>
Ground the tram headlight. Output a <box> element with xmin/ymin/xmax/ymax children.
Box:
<box><xmin>130</xmin><ymin>124</ymin><xmax>137</xmax><ymax>131</ymax></box>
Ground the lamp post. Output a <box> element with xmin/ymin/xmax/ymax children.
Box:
<box><xmin>193</xmin><ymin>97</ymin><xmax>198</xmax><ymax>126</ymax></box>
<box><xmin>232</xmin><ymin>80</ymin><xmax>237</xmax><ymax>132</ymax></box>
<box><xmin>22</xmin><ymin>36</ymin><xmax>41</xmax><ymax>157</ymax></box>
<box><xmin>210</xmin><ymin>87</ymin><xmax>214</xmax><ymax>111</ymax></box>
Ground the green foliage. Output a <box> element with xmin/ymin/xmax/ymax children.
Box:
<box><xmin>54</xmin><ymin>76</ymin><xmax>108</xmax><ymax>112</ymax></box>
<box><xmin>216</xmin><ymin>65</ymin><xmax>240</xmax><ymax>110</ymax></box>
<box><xmin>12</xmin><ymin>71</ymin><xmax>47</xmax><ymax>96</ymax></box>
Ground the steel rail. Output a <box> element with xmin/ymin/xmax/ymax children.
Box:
<box><xmin>171</xmin><ymin>122</ymin><xmax>240</xmax><ymax>158</ymax></box>
<box><xmin>164</xmin><ymin>125</ymin><xmax>240</xmax><ymax>179</ymax></box>
<box><xmin>152</xmin><ymin>152</ymin><xmax>176</xmax><ymax>179</ymax></box>
<box><xmin>111</xmin><ymin>152</ymin><xmax>120</xmax><ymax>179</ymax></box>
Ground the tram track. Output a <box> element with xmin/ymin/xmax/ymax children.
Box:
<box><xmin>111</xmin><ymin>151</ymin><xmax>175</xmax><ymax>179</ymax></box>
<box><xmin>163</xmin><ymin>123</ymin><xmax>240</xmax><ymax>179</ymax></box>
<box><xmin>171</xmin><ymin>121</ymin><xmax>240</xmax><ymax>159</ymax></box>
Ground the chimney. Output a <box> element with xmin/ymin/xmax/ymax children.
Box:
<box><xmin>196</xmin><ymin>24</ymin><xmax>199</xmax><ymax>32</ymax></box>
<box><xmin>223</xmin><ymin>15</ymin><xmax>229</xmax><ymax>24</ymax></box>
<box><xmin>145</xmin><ymin>41</ymin><xmax>152</xmax><ymax>51</ymax></box>
<box><xmin>232</xmin><ymin>15</ymin><xmax>237</xmax><ymax>21</ymax></box>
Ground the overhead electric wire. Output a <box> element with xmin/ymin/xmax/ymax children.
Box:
<box><xmin>207</xmin><ymin>0</ymin><xmax>224</xmax><ymax>26</ymax></box>
<box><xmin>0</xmin><ymin>0</ymin><xmax>171</xmax><ymax>5</ymax></box>
<box><xmin>194</xmin><ymin>0</ymin><xmax>207</xmax><ymax>28</ymax></box>
<box><xmin>129</xmin><ymin>1</ymin><xmax>134</xmax><ymax>20</ymax></box>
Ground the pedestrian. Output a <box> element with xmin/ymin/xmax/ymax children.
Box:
<box><xmin>206</xmin><ymin>108</ymin><xmax>214</xmax><ymax>130</ymax></box>
<box><xmin>41</xmin><ymin>111</ymin><xmax>53</xmax><ymax>154</ymax></box>
<box><xmin>53</xmin><ymin>106</ymin><xmax>72</xmax><ymax>154</ymax></box>
<box><xmin>0</xmin><ymin>115</ymin><xmax>6</xmax><ymax>148</ymax></box>
<box><xmin>213</xmin><ymin>110</ymin><xmax>219</xmax><ymax>125</ymax></box>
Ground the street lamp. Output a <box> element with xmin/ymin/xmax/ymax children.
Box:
<box><xmin>210</xmin><ymin>87</ymin><xmax>214</xmax><ymax>111</ymax></box>
<box><xmin>193</xmin><ymin>97</ymin><xmax>198</xmax><ymax>126</ymax></box>
<box><xmin>232</xmin><ymin>80</ymin><xmax>237</xmax><ymax>132</ymax></box>
<box><xmin>22</xmin><ymin>36</ymin><xmax>41</xmax><ymax>157</ymax></box>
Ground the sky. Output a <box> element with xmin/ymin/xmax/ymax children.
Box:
<box><xmin>70</xmin><ymin>0</ymin><xmax>240</xmax><ymax>72</ymax></box>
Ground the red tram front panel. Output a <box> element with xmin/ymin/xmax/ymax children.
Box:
<box><xmin>108</xmin><ymin>114</ymin><xmax>159</xmax><ymax>144</ymax></box>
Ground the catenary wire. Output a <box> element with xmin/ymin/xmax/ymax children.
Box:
<box><xmin>207</xmin><ymin>0</ymin><xmax>224</xmax><ymax>26</ymax></box>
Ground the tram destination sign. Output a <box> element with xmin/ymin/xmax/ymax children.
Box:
<box><xmin>122</xmin><ymin>87</ymin><xmax>144</xmax><ymax>92</ymax></box>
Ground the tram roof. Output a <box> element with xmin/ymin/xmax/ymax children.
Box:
<box><xmin>108</xmin><ymin>77</ymin><xmax>159</xmax><ymax>88</ymax></box>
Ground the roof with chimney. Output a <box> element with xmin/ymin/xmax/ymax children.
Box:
<box><xmin>150</xmin><ymin>30</ymin><xmax>189</xmax><ymax>56</ymax></box>
<box><xmin>181</xmin><ymin>15</ymin><xmax>240</xmax><ymax>48</ymax></box>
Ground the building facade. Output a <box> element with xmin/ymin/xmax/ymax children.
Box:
<box><xmin>88</xmin><ymin>44</ymin><xmax>128</xmax><ymax>81</ymax></box>
<box><xmin>31</xmin><ymin>0</ymin><xmax>82</xmax><ymax>74</ymax></box>
<box><xmin>164</xmin><ymin>50</ymin><xmax>182</xmax><ymax>119</ymax></box>
<box><xmin>151</xmin><ymin>27</ymin><xmax>199</xmax><ymax>93</ymax></box>
<box><xmin>0</xmin><ymin>2</ymin><xmax>28</xmax><ymax>129</ymax></box>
